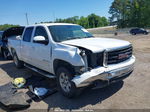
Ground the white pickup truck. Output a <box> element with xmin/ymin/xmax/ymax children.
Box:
<box><xmin>8</xmin><ymin>23</ymin><xmax>135</xmax><ymax>98</ymax></box>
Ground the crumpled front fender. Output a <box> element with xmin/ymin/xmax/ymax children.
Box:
<box><xmin>52</xmin><ymin>43</ymin><xmax>85</xmax><ymax>67</ymax></box>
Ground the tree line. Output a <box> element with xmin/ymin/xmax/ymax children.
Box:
<box><xmin>0</xmin><ymin>13</ymin><xmax>109</xmax><ymax>31</ymax></box>
<box><xmin>109</xmin><ymin>0</ymin><xmax>150</xmax><ymax>28</ymax></box>
<box><xmin>0</xmin><ymin>24</ymin><xmax>19</xmax><ymax>31</ymax></box>
<box><xmin>1</xmin><ymin>0</ymin><xmax>149</xmax><ymax>30</ymax></box>
<box><xmin>40</xmin><ymin>13</ymin><xmax>109</xmax><ymax>29</ymax></box>
<box><xmin>0</xmin><ymin>14</ymin><xmax>109</xmax><ymax>31</ymax></box>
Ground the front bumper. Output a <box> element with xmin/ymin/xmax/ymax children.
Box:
<box><xmin>72</xmin><ymin>56</ymin><xmax>135</xmax><ymax>88</ymax></box>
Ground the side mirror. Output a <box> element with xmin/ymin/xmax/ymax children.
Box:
<box><xmin>33</xmin><ymin>36</ymin><xmax>48</xmax><ymax>45</ymax></box>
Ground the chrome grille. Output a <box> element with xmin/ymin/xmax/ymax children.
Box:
<box><xmin>107</xmin><ymin>46</ymin><xmax>133</xmax><ymax>64</ymax></box>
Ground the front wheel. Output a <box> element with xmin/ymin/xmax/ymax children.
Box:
<box><xmin>56</xmin><ymin>67</ymin><xmax>79</xmax><ymax>98</ymax></box>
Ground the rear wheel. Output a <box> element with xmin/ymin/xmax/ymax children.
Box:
<box><xmin>56</xmin><ymin>67</ymin><xmax>79</xmax><ymax>98</ymax></box>
<box><xmin>13</xmin><ymin>52</ymin><xmax>24</xmax><ymax>68</ymax></box>
<box><xmin>3</xmin><ymin>50</ymin><xmax>8</xmax><ymax>59</ymax></box>
<box><xmin>132</xmin><ymin>32</ymin><xmax>136</xmax><ymax>35</ymax></box>
<box><xmin>3</xmin><ymin>50</ymin><xmax>12</xmax><ymax>60</ymax></box>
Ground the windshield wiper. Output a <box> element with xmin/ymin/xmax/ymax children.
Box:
<box><xmin>88</xmin><ymin>36</ymin><xmax>94</xmax><ymax>37</ymax></box>
<box><xmin>65</xmin><ymin>37</ymin><xmax>83</xmax><ymax>40</ymax></box>
<box><xmin>64</xmin><ymin>36</ymin><xmax>93</xmax><ymax>41</ymax></box>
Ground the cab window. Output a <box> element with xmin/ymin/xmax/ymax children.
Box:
<box><xmin>34</xmin><ymin>26</ymin><xmax>49</xmax><ymax>40</ymax></box>
<box><xmin>23</xmin><ymin>27</ymin><xmax>34</xmax><ymax>42</ymax></box>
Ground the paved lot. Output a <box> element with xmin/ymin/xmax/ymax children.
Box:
<box><xmin>0</xmin><ymin>33</ymin><xmax>150</xmax><ymax>111</ymax></box>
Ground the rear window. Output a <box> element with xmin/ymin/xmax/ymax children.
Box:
<box><xmin>23</xmin><ymin>27</ymin><xmax>34</xmax><ymax>42</ymax></box>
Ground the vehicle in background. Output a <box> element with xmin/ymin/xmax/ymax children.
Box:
<box><xmin>0</xmin><ymin>27</ymin><xmax>24</xmax><ymax>59</ymax></box>
<box><xmin>8</xmin><ymin>23</ymin><xmax>135</xmax><ymax>98</ymax></box>
<box><xmin>0</xmin><ymin>31</ymin><xmax>4</xmax><ymax>56</ymax></box>
<box><xmin>0</xmin><ymin>31</ymin><xmax>3</xmax><ymax>38</ymax></box>
<box><xmin>130</xmin><ymin>28</ymin><xmax>149</xmax><ymax>35</ymax></box>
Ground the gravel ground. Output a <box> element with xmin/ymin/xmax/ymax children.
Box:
<box><xmin>0</xmin><ymin>33</ymin><xmax>150</xmax><ymax>111</ymax></box>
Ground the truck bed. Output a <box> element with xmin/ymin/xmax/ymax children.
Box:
<box><xmin>8</xmin><ymin>36</ymin><xmax>22</xmax><ymax>57</ymax></box>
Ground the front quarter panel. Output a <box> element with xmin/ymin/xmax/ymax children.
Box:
<box><xmin>52</xmin><ymin>43</ymin><xmax>85</xmax><ymax>73</ymax></box>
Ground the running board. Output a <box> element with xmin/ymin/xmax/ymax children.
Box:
<box><xmin>24</xmin><ymin>63</ymin><xmax>56</xmax><ymax>79</ymax></box>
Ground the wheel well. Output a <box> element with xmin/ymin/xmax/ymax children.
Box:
<box><xmin>1</xmin><ymin>47</ymin><xmax>8</xmax><ymax>55</ymax></box>
<box><xmin>53</xmin><ymin>59</ymin><xmax>75</xmax><ymax>75</ymax></box>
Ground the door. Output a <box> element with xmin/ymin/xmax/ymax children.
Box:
<box><xmin>21</xmin><ymin>27</ymin><xmax>34</xmax><ymax>64</ymax></box>
<box><xmin>137</xmin><ymin>29</ymin><xmax>142</xmax><ymax>34</ymax></box>
<box><xmin>31</xmin><ymin>26</ymin><xmax>51</xmax><ymax>72</ymax></box>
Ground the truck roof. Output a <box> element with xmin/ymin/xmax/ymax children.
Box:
<box><xmin>27</xmin><ymin>23</ymin><xmax>78</xmax><ymax>27</ymax></box>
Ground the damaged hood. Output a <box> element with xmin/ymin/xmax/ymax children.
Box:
<box><xmin>61</xmin><ymin>37</ymin><xmax>131</xmax><ymax>53</ymax></box>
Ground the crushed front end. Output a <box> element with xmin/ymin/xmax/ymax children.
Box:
<box><xmin>72</xmin><ymin>45</ymin><xmax>135</xmax><ymax>88</ymax></box>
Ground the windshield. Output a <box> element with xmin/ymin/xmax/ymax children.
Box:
<box><xmin>140</xmin><ymin>28</ymin><xmax>145</xmax><ymax>30</ymax></box>
<box><xmin>48</xmin><ymin>25</ymin><xmax>93</xmax><ymax>42</ymax></box>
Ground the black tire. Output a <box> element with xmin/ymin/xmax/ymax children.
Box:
<box><xmin>3</xmin><ymin>50</ymin><xmax>7</xmax><ymax>59</ymax></box>
<box><xmin>13</xmin><ymin>52</ymin><xmax>24</xmax><ymax>69</ymax></box>
<box><xmin>3</xmin><ymin>50</ymin><xmax>12</xmax><ymax>60</ymax></box>
<box><xmin>56</xmin><ymin>67</ymin><xmax>79</xmax><ymax>98</ymax></box>
<box><xmin>144</xmin><ymin>32</ymin><xmax>148</xmax><ymax>35</ymax></box>
<box><xmin>133</xmin><ymin>33</ymin><xmax>136</xmax><ymax>35</ymax></box>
